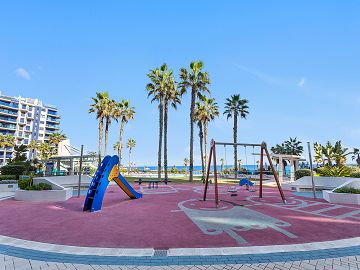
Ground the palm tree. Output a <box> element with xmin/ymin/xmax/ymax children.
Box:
<box><xmin>126</xmin><ymin>138</ymin><xmax>136</xmax><ymax>173</ymax></box>
<box><xmin>13</xmin><ymin>144</ymin><xmax>27</xmax><ymax>161</ymax></box>
<box><xmin>49</xmin><ymin>131</ymin><xmax>67</xmax><ymax>155</ymax></box>
<box><xmin>353</xmin><ymin>148</ymin><xmax>360</xmax><ymax>166</ymax></box>
<box><xmin>179</xmin><ymin>61</ymin><xmax>210</xmax><ymax>181</ymax></box>
<box><xmin>195</xmin><ymin>104</ymin><xmax>205</xmax><ymax>176</ymax></box>
<box><xmin>224</xmin><ymin>94</ymin><xmax>249</xmax><ymax>173</ymax></box>
<box><xmin>284</xmin><ymin>137</ymin><xmax>303</xmax><ymax>155</ymax></box>
<box><xmin>37</xmin><ymin>142</ymin><xmax>55</xmax><ymax>160</ymax></box>
<box><xmin>112</xmin><ymin>100</ymin><xmax>135</xmax><ymax>166</ymax></box>
<box><xmin>163</xmin><ymin>71</ymin><xmax>183</xmax><ymax>181</ymax></box>
<box><xmin>314</xmin><ymin>142</ymin><xmax>324</xmax><ymax>166</ymax></box>
<box><xmin>28</xmin><ymin>140</ymin><xmax>39</xmax><ymax>160</ymax></box>
<box><xmin>103</xmin><ymin>98</ymin><xmax>116</xmax><ymax>156</ymax></box>
<box><xmin>333</xmin><ymin>141</ymin><xmax>351</xmax><ymax>167</ymax></box>
<box><xmin>89</xmin><ymin>91</ymin><xmax>110</xmax><ymax>159</ymax></box>
<box><xmin>322</xmin><ymin>141</ymin><xmax>334</xmax><ymax>166</ymax></box>
<box><xmin>0</xmin><ymin>134</ymin><xmax>15</xmax><ymax>164</ymax></box>
<box><xmin>146</xmin><ymin>64</ymin><xmax>168</xmax><ymax>181</ymax></box>
<box><xmin>184</xmin><ymin>158</ymin><xmax>189</xmax><ymax>174</ymax></box>
<box><xmin>195</xmin><ymin>96</ymin><xmax>219</xmax><ymax>173</ymax></box>
<box><xmin>113</xmin><ymin>141</ymin><xmax>120</xmax><ymax>153</ymax></box>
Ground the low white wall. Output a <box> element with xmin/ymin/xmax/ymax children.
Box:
<box><xmin>0</xmin><ymin>183</ymin><xmax>18</xmax><ymax>192</ymax></box>
<box><xmin>282</xmin><ymin>176</ymin><xmax>355</xmax><ymax>192</ymax></box>
<box><xmin>323</xmin><ymin>179</ymin><xmax>360</xmax><ymax>205</ymax></box>
<box><xmin>14</xmin><ymin>178</ymin><xmax>73</xmax><ymax>202</ymax></box>
<box><xmin>15</xmin><ymin>188</ymin><xmax>73</xmax><ymax>202</ymax></box>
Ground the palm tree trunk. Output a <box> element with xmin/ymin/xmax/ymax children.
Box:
<box><xmin>164</xmin><ymin>101</ymin><xmax>168</xmax><ymax>181</ymax></box>
<box><xmin>158</xmin><ymin>100</ymin><xmax>163</xmax><ymax>181</ymax></box>
<box><xmin>189</xmin><ymin>87</ymin><xmax>196</xmax><ymax>182</ymax></box>
<box><xmin>104</xmin><ymin>117</ymin><xmax>110</xmax><ymax>156</ymax></box>
<box><xmin>204</xmin><ymin>120</ymin><xmax>208</xmax><ymax>174</ymax></box>
<box><xmin>118</xmin><ymin>120</ymin><xmax>125</xmax><ymax>166</ymax></box>
<box><xmin>198</xmin><ymin>123</ymin><xmax>205</xmax><ymax>177</ymax></box>
<box><xmin>98</xmin><ymin>117</ymin><xmax>104</xmax><ymax>160</ymax></box>
<box><xmin>234</xmin><ymin>114</ymin><xmax>238</xmax><ymax>173</ymax></box>
<box><xmin>129</xmin><ymin>148</ymin><xmax>131</xmax><ymax>173</ymax></box>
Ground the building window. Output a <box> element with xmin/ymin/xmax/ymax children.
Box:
<box><xmin>40</xmin><ymin>121</ymin><xmax>44</xmax><ymax>124</ymax></box>
<box><xmin>28</xmin><ymin>113</ymin><xmax>32</xmax><ymax>117</ymax></box>
<box><xmin>39</xmin><ymin>134</ymin><xmax>43</xmax><ymax>137</ymax></box>
<box><xmin>24</xmin><ymin>139</ymin><xmax>29</xmax><ymax>144</ymax></box>
<box><xmin>22</xmin><ymin>104</ymin><xmax>27</xmax><ymax>109</ymax></box>
<box><xmin>18</xmin><ymin>131</ymin><xmax>23</xmax><ymax>137</ymax></box>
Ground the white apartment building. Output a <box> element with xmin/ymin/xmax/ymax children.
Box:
<box><xmin>0</xmin><ymin>92</ymin><xmax>60</xmax><ymax>164</ymax></box>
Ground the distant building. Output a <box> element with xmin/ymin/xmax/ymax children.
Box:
<box><xmin>0</xmin><ymin>92</ymin><xmax>61</xmax><ymax>164</ymax></box>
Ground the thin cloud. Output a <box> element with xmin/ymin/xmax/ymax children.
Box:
<box><xmin>14</xmin><ymin>68</ymin><xmax>31</xmax><ymax>80</ymax></box>
<box><xmin>298</xmin><ymin>77</ymin><xmax>306</xmax><ymax>88</ymax></box>
<box><xmin>234</xmin><ymin>64</ymin><xmax>286</xmax><ymax>87</ymax></box>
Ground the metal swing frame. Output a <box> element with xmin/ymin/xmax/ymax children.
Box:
<box><xmin>203</xmin><ymin>139</ymin><xmax>286</xmax><ymax>206</ymax></box>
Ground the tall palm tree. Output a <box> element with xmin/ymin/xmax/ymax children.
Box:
<box><xmin>179</xmin><ymin>61</ymin><xmax>210</xmax><ymax>181</ymax></box>
<box><xmin>113</xmin><ymin>141</ymin><xmax>120</xmax><ymax>153</ymax></box>
<box><xmin>224</xmin><ymin>94</ymin><xmax>249</xmax><ymax>173</ymax></box>
<box><xmin>103</xmin><ymin>98</ymin><xmax>116</xmax><ymax>156</ymax></box>
<box><xmin>194</xmin><ymin>96</ymin><xmax>219</xmax><ymax>173</ymax></box>
<box><xmin>37</xmin><ymin>142</ymin><xmax>55</xmax><ymax>160</ymax></box>
<box><xmin>13</xmin><ymin>144</ymin><xmax>27</xmax><ymax>161</ymax></box>
<box><xmin>184</xmin><ymin>158</ymin><xmax>189</xmax><ymax>174</ymax></box>
<box><xmin>284</xmin><ymin>137</ymin><xmax>303</xmax><ymax>155</ymax></box>
<box><xmin>49</xmin><ymin>131</ymin><xmax>67</xmax><ymax>155</ymax></box>
<box><xmin>89</xmin><ymin>91</ymin><xmax>110</xmax><ymax>159</ymax></box>
<box><xmin>0</xmin><ymin>134</ymin><xmax>15</xmax><ymax>164</ymax></box>
<box><xmin>126</xmin><ymin>138</ymin><xmax>136</xmax><ymax>173</ymax></box>
<box><xmin>195</xmin><ymin>112</ymin><xmax>205</xmax><ymax>177</ymax></box>
<box><xmin>112</xmin><ymin>100</ymin><xmax>135</xmax><ymax>166</ymax></box>
<box><xmin>146</xmin><ymin>64</ymin><xmax>169</xmax><ymax>181</ymax></box>
<box><xmin>314</xmin><ymin>142</ymin><xmax>324</xmax><ymax>166</ymax></box>
<box><xmin>163</xmin><ymin>72</ymin><xmax>183</xmax><ymax>181</ymax></box>
<box><xmin>28</xmin><ymin>140</ymin><xmax>39</xmax><ymax>160</ymax></box>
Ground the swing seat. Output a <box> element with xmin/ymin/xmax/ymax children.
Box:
<box><xmin>239</xmin><ymin>178</ymin><xmax>254</xmax><ymax>187</ymax></box>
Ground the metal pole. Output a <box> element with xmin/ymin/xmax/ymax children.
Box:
<box><xmin>307</xmin><ymin>142</ymin><xmax>316</xmax><ymax>199</ymax></box>
<box><xmin>77</xmin><ymin>145</ymin><xmax>84</xmax><ymax>198</ymax></box>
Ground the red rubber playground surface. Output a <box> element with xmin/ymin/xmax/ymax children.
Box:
<box><xmin>1</xmin><ymin>183</ymin><xmax>360</xmax><ymax>249</ymax></box>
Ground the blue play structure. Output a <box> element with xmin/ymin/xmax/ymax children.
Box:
<box><xmin>239</xmin><ymin>178</ymin><xmax>255</xmax><ymax>188</ymax></box>
<box><xmin>83</xmin><ymin>155</ymin><xmax>142</xmax><ymax>212</ymax></box>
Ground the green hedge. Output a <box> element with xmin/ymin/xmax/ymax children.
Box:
<box><xmin>350</xmin><ymin>172</ymin><xmax>360</xmax><ymax>178</ymax></box>
<box><xmin>0</xmin><ymin>165</ymin><xmax>28</xmax><ymax>179</ymax></box>
<box><xmin>18</xmin><ymin>179</ymin><xmax>52</xmax><ymax>191</ymax></box>
<box><xmin>0</xmin><ymin>175</ymin><xmax>17</xmax><ymax>181</ymax></box>
<box><xmin>334</xmin><ymin>187</ymin><xmax>360</xmax><ymax>194</ymax></box>
<box><xmin>295</xmin><ymin>169</ymin><xmax>311</xmax><ymax>180</ymax></box>
<box><xmin>317</xmin><ymin>166</ymin><xmax>351</xmax><ymax>177</ymax></box>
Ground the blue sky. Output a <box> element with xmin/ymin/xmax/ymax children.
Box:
<box><xmin>1</xmin><ymin>1</ymin><xmax>359</xmax><ymax>166</ymax></box>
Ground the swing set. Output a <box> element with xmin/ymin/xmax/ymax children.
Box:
<box><xmin>203</xmin><ymin>139</ymin><xmax>286</xmax><ymax>206</ymax></box>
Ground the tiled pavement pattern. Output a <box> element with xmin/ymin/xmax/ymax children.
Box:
<box><xmin>2</xmin><ymin>255</ymin><xmax>360</xmax><ymax>270</ymax></box>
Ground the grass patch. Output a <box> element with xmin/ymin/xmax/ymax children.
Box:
<box><xmin>334</xmin><ymin>187</ymin><xmax>360</xmax><ymax>194</ymax></box>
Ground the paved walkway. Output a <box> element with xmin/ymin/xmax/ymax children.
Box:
<box><xmin>2</xmin><ymin>254</ymin><xmax>360</xmax><ymax>270</ymax></box>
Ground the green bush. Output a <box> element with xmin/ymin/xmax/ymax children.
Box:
<box><xmin>350</xmin><ymin>172</ymin><xmax>360</xmax><ymax>178</ymax></box>
<box><xmin>0</xmin><ymin>175</ymin><xmax>17</xmax><ymax>181</ymax></box>
<box><xmin>317</xmin><ymin>166</ymin><xmax>351</xmax><ymax>177</ymax></box>
<box><xmin>295</xmin><ymin>169</ymin><xmax>311</xmax><ymax>180</ymax></box>
<box><xmin>18</xmin><ymin>179</ymin><xmax>52</xmax><ymax>191</ymax></box>
<box><xmin>18</xmin><ymin>179</ymin><xmax>31</xmax><ymax>190</ymax></box>
<box><xmin>25</xmin><ymin>183</ymin><xmax>52</xmax><ymax>191</ymax></box>
<box><xmin>1</xmin><ymin>164</ymin><xmax>28</xmax><ymax>179</ymax></box>
<box><xmin>334</xmin><ymin>187</ymin><xmax>360</xmax><ymax>194</ymax></box>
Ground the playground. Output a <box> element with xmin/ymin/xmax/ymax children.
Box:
<box><xmin>1</xmin><ymin>180</ymin><xmax>360</xmax><ymax>249</ymax></box>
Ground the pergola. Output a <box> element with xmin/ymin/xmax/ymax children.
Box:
<box><xmin>271</xmin><ymin>154</ymin><xmax>303</xmax><ymax>183</ymax></box>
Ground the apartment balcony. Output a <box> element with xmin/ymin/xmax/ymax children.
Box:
<box><xmin>0</xmin><ymin>100</ymin><xmax>19</xmax><ymax>110</ymax></box>
<box><xmin>45</xmin><ymin>124</ymin><xmax>59</xmax><ymax>130</ymax></box>
<box><xmin>0</xmin><ymin>116</ymin><xmax>17</xmax><ymax>124</ymax></box>
<box><xmin>0</xmin><ymin>123</ymin><xmax>16</xmax><ymax>130</ymax></box>
<box><xmin>0</xmin><ymin>108</ymin><xmax>18</xmax><ymax>116</ymax></box>
<box><xmin>46</xmin><ymin>118</ymin><xmax>60</xmax><ymax>124</ymax></box>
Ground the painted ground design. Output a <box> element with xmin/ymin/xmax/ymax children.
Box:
<box><xmin>0</xmin><ymin>184</ymin><xmax>360</xmax><ymax>249</ymax></box>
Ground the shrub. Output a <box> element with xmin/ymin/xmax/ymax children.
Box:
<box><xmin>334</xmin><ymin>187</ymin><xmax>360</xmax><ymax>194</ymax></box>
<box><xmin>1</xmin><ymin>164</ymin><xmax>28</xmax><ymax>179</ymax></box>
<box><xmin>0</xmin><ymin>175</ymin><xmax>17</xmax><ymax>181</ymax></box>
<box><xmin>350</xmin><ymin>172</ymin><xmax>360</xmax><ymax>178</ymax></box>
<box><xmin>25</xmin><ymin>183</ymin><xmax>52</xmax><ymax>191</ymax></box>
<box><xmin>295</xmin><ymin>169</ymin><xmax>311</xmax><ymax>180</ymax></box>
<box><xmin>18</xmin><ymin>179</ymin><xmax>32</xmax><ymax>190</ymax></box>
<box><xmin>317</xmin><ymin>166</ymin><xmax>351</xmax><ymax>177</ymax></box>
<box><xmin>18</xmin><ymin>178</ymin><xmax>52</xmax><ymax>191</ymax></box>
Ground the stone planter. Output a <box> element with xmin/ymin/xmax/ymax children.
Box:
<box><xmin>0</xmin><ymin>183</ymin><xmax>18</xmax><ymax>192</ymax></box>
<box><xmin>15</xmin><ymin>188</ymin><xmax>72</xmax><ymax>202</ymax></box>
<box><xmin>323</xmin><ymin>179</ymin><xmax>360</xmax><ymax>205</ymax></box>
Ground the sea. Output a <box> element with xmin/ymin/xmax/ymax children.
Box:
<box><xmin>134</xmin><ymin>165</ymin><xmax>292</xmax><ymax>175</ymax></box>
